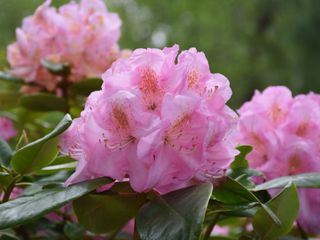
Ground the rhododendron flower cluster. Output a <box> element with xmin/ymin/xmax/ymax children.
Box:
<box><xmin>0</xmin><ymin>117</ymin><xmax>16</xmax><ymax>141</ymax></box>
<box><xmin>61</xmin><ymin>45</ymin><xmax>238</xmax><ymax>193</ymax></box>
<box><xmin>237</xmin><ymin>86</ymin><xmax>320</xmax><ymax>234</ymax></box>
<box><xmin>7</xmin><ymin>0</ymin><xmax>121</xmax><ymax>91</ymax></box>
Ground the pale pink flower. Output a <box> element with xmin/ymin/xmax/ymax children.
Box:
<box><xmin>237</xmin><ymin>86</ymin><xmax>320</xmax><ymax>234</ymax></box>
<box><xmin>7</xmin><ymin>0</ymin><xmax>121</xmax><ymax>91</ymax></box>
<box><xmin>0</xmin><ymin>117</ymin><xmax>16</xmax><ymax>141</ymax></box>
<box><xmin>60</xmin><ymin>45</ymin><xmax>238</xmax><ymax>193</ymax></box>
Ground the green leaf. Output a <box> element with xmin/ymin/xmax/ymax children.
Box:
<box><xmin>74</xmin><ymin>193</ymin><xmax>146</xmax><ymax>234</ymax></box>
<box><xmin>253</xmin><ymin>183</ymin><xmax>299</xmax><ymax>240</ymax></box>
<box><xmin>136</xmin><ymin>183</ymin><xmax>213</xmax><ymax>240</ymax></box>
<box><xmin>230</xmin><ymin>145</ymin><xmax>252</xmax><ymax>169</ymax></box>
<box><xmin>253</xmin><ymin>172</ymin><xmax>320</xmax><ymax>191</ymax></box>
<box><xmin>50</xmin><ymin>155</ymin><xmax>77</xmax><ymax>166</ymax></box>
<box><xmin>228</xmin><ymin>145</ymin><xmax>261</xmax><ymax>188</ymax></box>
<box><xmin>0</xmin><ymin>172</ymin><xmax>13</xmax><ymax>189</ymax></box>
<box><xmin>0</xmin><ymin>71</ymin><xmax>24</xmax><ymax>84</ymax></box>
<box><xmin>0</xmin><ymin>92</ymin><xmax>21</xmax><ymax>108</ymax></box>
<box><xmin>37</xmin><ymin>162</ymin><xmax>77</xmax><ymax>175</ymax></box>
<box><xmin>212</xmin><ymin>177</ymin><xmax>281</xmax><ymax>225</ymax></box>
<box><xmin>11</xmin><ymin>114</ymin><xmax>72</xmax><ymax>174</ymax></box>
<box><xmin>41</xmin><ymin>60</ymin><xmax>70</xmax><ymax>76</ymax></box>
<box><xmin>20</xmin><ymin>93</ymin><xmax>68</xmax><ymax>112</ymax></box>
<box><xmin>212</xmin><ymin>177</ymin><xmax>257</xmax><ymax>205</ymax></box>
<box><xmin>71</xmin><ymin>78</ymin><xmax>103</xmax><ymax>95</ymax></box>
<box><xmin>0</xmin><ymin>138</ymin><xmax>12</xmax><ymax>167</ymax></box>
<box><xmin>64</xmin><ymin>223</ymin><xmax>85</xmax><ymax>240</ymax></box>
<box><xmin>207</xmin><ymin>201</ymin><xmax>259</xmax><ymax>219</ymax></box>
<box><xmin>0</xmin><ymin>177</ymin><xmax>111</xmax><ymax>229</ymax></box>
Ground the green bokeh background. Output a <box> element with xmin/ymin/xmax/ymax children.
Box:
<box><xmin>0</xmin><ymin>0</ymin><xmax>319</xmax><ymax>108</ymax></box>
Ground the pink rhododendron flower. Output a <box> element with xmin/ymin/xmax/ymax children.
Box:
<box><xmin>237</xmin><ymin>86</ymin><xmax>320</xmax><ymax>234</ymax></box>
<box><xmin>60</xmin><ymin>45</ymin><xmax>238</xmax><ymax>194</ymax></box>
<box><xmin>0</xmin><ymin>117</ymin><xmax>16</xmax><ymax>141</ymax></box>
<box><xmin>7</xmin><ymin>0</ymin><xmax>121</xmax><ymax>91</ymax></box>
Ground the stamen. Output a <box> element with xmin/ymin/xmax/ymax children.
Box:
<box><xmin>112</xmin><ymin>105</ymin><xmax>130</xmax><ymax>130</ymax></box>
<box><xmin>296</xmin><ymin>122</ymin><xmax>309</xmax><ymax>137</ymax></box>
<box><xmin>139</xmin><ymin>67</ymin><xmax>162</xmax><ymax>110</ymax></box>
<box><xmin>187</xmin><ymin>69</ymin><xmax>200</xmax><ymax>89</ymax></box>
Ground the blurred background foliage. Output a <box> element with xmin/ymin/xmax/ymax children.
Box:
<box><xmin>0</xmin><ymin>0</ymin><xmax>319</xmax><ymax>108</ymax></box>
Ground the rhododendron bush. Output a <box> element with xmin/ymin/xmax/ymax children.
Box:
<box><xmin>0</xmin><ymin>1</ymin><xmax>319</xmax><ymax>240</ymax></box>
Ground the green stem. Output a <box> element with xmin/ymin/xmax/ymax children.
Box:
<box><xmin>2</xmin><ymin>175</ymin><xmax>20</xmax><ymax>203</ymax></box>
<box><xmin>203</xmin><ymin>214</ymin><xmax>220</xmax><ymax>240</ymax></box>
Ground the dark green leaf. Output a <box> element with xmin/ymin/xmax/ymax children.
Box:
<box><xmin>253</xmin><ymin>183</ymin><xmax>299</xmax><ymax>240</ymax></box>
<box><xmin>0</xmin><ymin>92</ymin><xmax>21</xmax><ymax>108</ymax></box>
<box><xmin>71</xmin><ymin>78</ymin><xmax>103</xmax><ymax>95</ymax></box>
<box><xmin>212</xmin><ymin>177</ymin><xmax>281</xmax><ymax>225</ymax></box>
<box><xmin>0</xmin><ymin>138</ymin><xmax>12</xmax><ymax>167</ymax></box>
<box><xmin>207</xmin><ymin>201</ymin><xmax>259</xmax><ymax>218</ymax></box>
<box><xmin>22</xmin><ymin>171</ymin><xmax>71</xmax><ymax>196</ymax></box>
<box><xmin>20</xmin><ymin>93</ymin><xmax>68</xmax><ymax>112</ymax></box>
<box><xmin>137</xmin><ymin>183</ymin><xmax>213</xmax><ymax>240</ymax></box>
<box><xmin>0</xmin><ymin>177</ymin><xmax>111</xmax><ymax>229</ymax></box>
<box><xmin>74</xmin><ymin>193</ymin><xmax>146</xmax><ymax>234</ymax></box>
<box><xmin>11</xmin><ymin>114</ymin><xmax>72</xmax><ymax>174</ymax></box>
<box><xmin>212</xmin><ymin>177</ymin><xmax>257</xmax><ymax>205</ymax></box>
<box><xmin>253</xmin><ymin>172</ymin><xmax>320</xmax><ymax>191</ymax></box>
<box><xmin>41</xmin><ymin>60</ymin><xmax>70</xmax><ymax>76</ymax></box>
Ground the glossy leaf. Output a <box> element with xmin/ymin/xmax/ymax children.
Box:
<box><xmin>0</xmin><ymin>177</ymin><xmax>111</xmax><ymax>229</ymax></box>
<box><xmin>207</xmin><ymin>201</ymin><xmax>259</xmax><ymax>219</ymax></box>
<box><xmin>37</xmin><ymin>162</ymin><xmax>77</xmax><ymax>175</ymax></box>
<box><xmin>253</xmin><ymin>183</ymin><xmax>299</xmax><ymax>239</ymax></box>
<box><xmin>0</xmin><ymin>138</ymin><xmax>12</xmax><ymax>167</ymax></box>
<box><xmin>212</xmin><ymin>177</ymin><xmax>281</xmax><ymax>225</ymax></box>
<box><xmin>74</xmin><ymin>193</ymin><xmax>146</xmax><ymax>234</ymax></box>
<box><xmin>11</xmin><ymin>114</ymin><xmax>72</xmax><ymax>174</ymax></box>
<box><xmin>20</xmin><ymin>93</ymin><xmax>68</xmax><ymax>112</ymax></box>
<box><xmin>41</xmin><ymin>60</ymin><xmax>70</xmax><ymax>76</ymax></box>
<box><xmin>253</xmin><ymin>172</ymin><xmax>320</xmax><ymax>191</ymax></box>
<box><xmin>212</xmin><ymin>177</ymin><xmax>257</xmax><ymax>205</ymax></box>
<box><xmin>137</xmin><ymin>183</ymin><xmax>213</xmax><ymax>240</ymax></box>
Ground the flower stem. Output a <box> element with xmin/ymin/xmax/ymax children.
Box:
<box><xmin>203</xmin><ymin>214</ymin><xmax>220</xmax><ymax>240</ymax></box>
<box><xmin>2</xmin><ymin>175</ymin><xmax>20</xmax><ymax>203</ymax></box>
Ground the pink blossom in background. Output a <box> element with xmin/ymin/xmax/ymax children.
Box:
<box><xmin>0</xmin><ymin>117</ymin><xmax>16</xmax><ymax>141</ymax></box>
<box><xmin>60</xmin><ymin>45</ymin><xmax>238</xmax><ymax>194</ymax></box>
<box><xmin>7</xmin><ymin>0</ymin><xmax>121</xmax><ymax>91</ymax></box>
<box><xmin>237</xmin><ymin>86</ymin><xmax>320</xmax><ymax>234</ymax></box>
<box><xmin>211</xmin><ymin>225</ymin><xmax>230</xmax><ymax>236</ymax></box>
